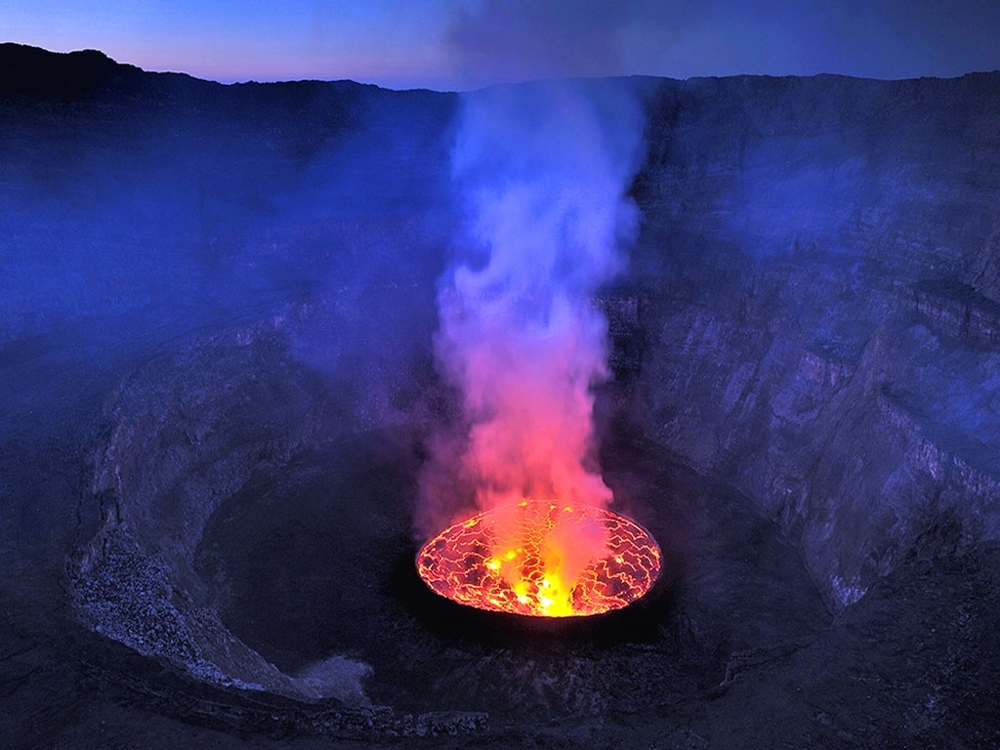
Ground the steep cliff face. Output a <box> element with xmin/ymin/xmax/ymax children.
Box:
<box><xmin>620</xmin><ymin>73</ymin><xmax>1000</xmax><ymax>608</ymax></box>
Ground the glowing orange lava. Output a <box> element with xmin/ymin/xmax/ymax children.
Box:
<box><xmin>417</xmin><ymin>501</ymin><xmax>661</xmax><ymax>617</ymax></box>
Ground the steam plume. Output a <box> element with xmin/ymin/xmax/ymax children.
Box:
<box><xmin>418</xmin><ymin>80</ymin><xmax>643</xmax><ymax>538</ymax></box>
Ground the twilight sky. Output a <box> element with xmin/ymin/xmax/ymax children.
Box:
<box><xmin>3</xmin><ymin>0</ymin><xmax>1000</xmax><ymax>90</ymax></box>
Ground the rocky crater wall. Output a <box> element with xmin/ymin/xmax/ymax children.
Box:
<box><xmin>3</xmin><ymin>46</ymin><xmax>999</xmax><ymax>682</ymax></box>
<box><xmin>620</xmin><ymin>73</ymin><xmax>1000</xmax><ymax>609</ymax></box>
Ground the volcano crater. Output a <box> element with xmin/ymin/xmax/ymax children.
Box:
<box><xmin>69</xmin><ymin>309</ymin><xmax>838</xmax><ymax>738</ymax></box>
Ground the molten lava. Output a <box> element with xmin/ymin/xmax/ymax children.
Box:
<box><xmin>417</xmin><ymin>501</ymin><xmax>661</xmax><ymax>617</ymax></box>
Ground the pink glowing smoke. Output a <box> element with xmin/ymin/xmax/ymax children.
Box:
<box><xmin>418</xmin><ymin>81</ymin><xmax>643</xmax><ymax>537</ymax></box>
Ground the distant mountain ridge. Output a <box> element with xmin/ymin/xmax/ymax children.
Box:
<box><xmin>0</xmin><ymin>43</ymin><xmax>154</xmax><ymax>99</ymax></box>
<box><xmin>0</xmin><ymin>43</ymin><xmax>397</xmax><ymax>103</ymax></box>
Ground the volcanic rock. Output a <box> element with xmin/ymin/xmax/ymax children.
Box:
<box><xmin>2</xmin><ymin>44</ymin><xmax>1000</xmax><ymax>748</ymax></box>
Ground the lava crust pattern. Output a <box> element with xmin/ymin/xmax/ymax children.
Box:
<box><xmin>417</xmin><ymin>501</ymin><xmax>661</xmax><ymax>617</ymax></box>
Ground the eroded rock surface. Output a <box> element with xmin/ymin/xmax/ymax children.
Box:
<box><xmin>614</xmin><ymin>72</ymin><xmax>1000</xmax><ymax>610</ymax></box>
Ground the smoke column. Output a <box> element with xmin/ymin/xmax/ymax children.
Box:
<box><xmin>417</xmin><ymin>80</ymin><xmax>644</xmax><ymax>541</ymax></box>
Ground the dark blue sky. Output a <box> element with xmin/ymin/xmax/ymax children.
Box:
<box><xmin>4</xmin><ymin>0</ymin><xmax>1000</xmax><ymax>89</ymax></box>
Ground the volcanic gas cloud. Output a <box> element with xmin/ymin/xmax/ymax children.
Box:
<box><xmin>417</xmin><ymin>82</ymin><xmax>659</xmax><ymax>617</ymax></box>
